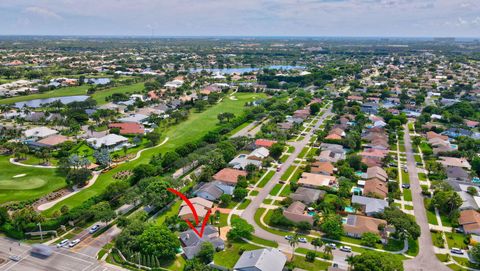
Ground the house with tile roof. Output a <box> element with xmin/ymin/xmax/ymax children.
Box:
<box><xmin>233</xmin><ymin>248</ymin><xmax>287</xmax><ymax>271</ymax></box>
<box><xmin>343</xmin><ymin>215</ymin><xmax>387</xmax><ymax>239</ymax></box>
<box><xmin>459</xmin><ymin>210</ymin><xmax>480</xmax><ymax>235</ymax></box>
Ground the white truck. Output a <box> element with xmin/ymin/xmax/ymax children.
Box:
<box><xmin>31</xmin><ymin>244</ymin><xmax>53</xmax><ymax>258</ymax></box>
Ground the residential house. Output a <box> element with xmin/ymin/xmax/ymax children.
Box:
<box><xmin>108</xmin><ymin>123</ymin><xmax>145</xmax><ymax>135</ymax></box>
<box><xmin>233</xmin><ymin>248</ymin><xmax>287</xmax><ymax>271</ymax></box>
<box><xmin>178</xmin><ymin>197</ymin><xmax>213</xmax><ymax>222</ymax></box>
<box><xmin>366</xmin><ymin>166</ymin><xmax>388</xmax><ymax>182</ymax></box>
<box><xmin>343</xmin><ymin>214</ymin><xmax>387</xmax><ymax>240</ymax></box>
<box><xmin>24</xmin><ymin>127</ymin><xmax>58</xmax><ymax>140</ymax></box>
<box><xmin>459</xmin><ymin>210</ymin><xmax>480</xmax><ymax>235</ymax></box>
<box><xmin>351</xmin><ymin>195</ymin><xmax>388</xmax><ymax>215</ymax></box>
<box><xmin>229</xmin><ymin>147</ymin><xmax>269</xmax><ymax>170</ymax></box>
<box><xmin>30</xmin><ymin>135</ymin><xmax>69</xmax><ymax>148</ymax></box>
<box><xmin>310</xmin><ymin>161</ymin><xmax>335</xmax><ymax>176</ymax></box>
<box><xmin>359</xmin><ymin>149</ymin><xmax>388</xmax><ymax>166</ymax></box>
<box><xmin>86</xmin><ymin>134</ymin><xmax>130</xmax><ymax>151</ymax></box>
<box><xmin>194</xmin><ymin>182</ymin><xmax>224</xmax><ymax>201</ymax></box>
<box><xmin>363</xmin><ymin>179</ymin><xmax>388</xmax><ymax>199</ymax></box>
<box><xmin>118</xmin><ymin>114</ymin><xmax>149</xmax><ymax>124</ymax></box>
<box><xmin>297</xmin><ymin>172</ymin><xmax>336</xmax><ymax>189</ymax></box>
<box><xmin>213</xmin><ymin>168</ymin><xmax>248</xmax><ymax>187</ymax></box>
<box><xmin>255</xmin><ymin>139</ymin><xmax>277</xmax><ymax>148</ymax></box>
<box><xmin>179</xmin><ymin>225</ymin><xmax>224</xmax><ymax>260</ymax></box>
<box><xmin>290</xmin><ymin>187</ymin><xmax>325</xmax><ymax>205</ymax></box>
<box><xmin>283</xmin><ymin>201</ymin><xmax>314</xmax><ymax>225</ymax></box>
<box><xmin>293</xmin><ymin>109</ymin><xmax>310</xmax><ymax>119</ymax></box>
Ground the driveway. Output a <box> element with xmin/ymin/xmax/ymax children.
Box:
<box><xmin>402</xmin><ymin>124</ymin><xmax>450</xmax><ymax>271</ymax></box>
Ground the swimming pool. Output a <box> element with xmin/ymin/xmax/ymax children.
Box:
<box><xmin>344</xmin><ymin>206</ymin><xmax>355</xmax><ymax>213</ymax></box>
<box><xmin>351</xmin><ymin>187</ymin><xmax>363</xmax><ymax>195</ymax></box>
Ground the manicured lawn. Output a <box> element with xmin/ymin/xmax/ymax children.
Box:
<box><xmin>431</xmin><ymin>230</ymin><xmax>445</xmax><ymax>248</ymax></box>
<box><xmin>287</xmin><ymin>146</ymin><xmax>295</xmax><ymax>153</ymax></box>
<box><xmin>404</xmin><ymin>204</ymin><xmax>414</xmax><ymax>210</ymax></box>
<box><xmin>399</xmin><ymin>144</ymin><xmax>406</xmax><ymax>152</ymax></box>
<box><xmin>227</xmin><ymin>121</ymin><xmax>251</xmax><ymax>137</ymax></box>
<box><xmin>90</xmin><ymin>82</ymin><xmax>145</xmax><ymax>105</ymax></box>
<box><xmin>436</xmin><ymin>253</ymin><xmax>449</xmax><ymax>262</ymax></box>
<box><xmin>406</xmin><ymin>238</ymin><xmax>419</xmax><ymax>257</ymax></box>
<box><xmin>0</xmin><ymin>156</ymin><xmax>67</xmax><ymax>204</ymax></box>
<box><xmin>279</xmin><ymin>154</ymin><xmax>289</xmax><ymax>163</ymax></box>
<box><xmin>269</xmin><ymin>184</ymin><xmax>283</xmax><ymax>196</ymax></box>
<box><xmin>445</xmin><ymin>232</ymin><xmax>468</xmax><ymax>250</ymax></box>
<box><xmin>237</xmin><ymin>199</ymin><xmax>251</xmax><ymax>210</ymax></box>
<box><xmin>414</xmin><ymin>155</ymin><xmax>422</xmax><ymax>164</ymax></box>
<box><xmin>403</xmin><ymin>189</ymin><xmax>412</xmax><ymax>201</ymax></box>
<box><xmin>250</xmin><ymin>190</ymin><xmax>259</xmax><ymax>196</ymax></box>
<box><xmin>43</xmin><ymin>93</ymin><xmax>265</xmax><ymax>216</ymax></box>
<box><xmin>298</xmin><ymin>147</ymin><xmax>310</xmax><ymax>158</ymax></box>
<box><xmin>281</xmin><ymin>165</ymin><xmax>297</xmax><ymax>181</ymax></box>
<box><xmin>425</xmin><ymin>199</ymin><xmax>439</xmax><ymax>225</ymax></box>
<box><xmin>279</xmin><ymin>185</ymin><xmax>291</xmax><ymax>197</ymax></box>
<box><xmin>290</xmin><ymin>254</ymin><xmax>331</xmax><ymax>271</ymax></box>
<box><xmin>249</xmin><ymin>235</ymin><xmax>278</xmax><ymax>248</ymax></box>
<box><xmin>453</xmin><ymin>256</ymin><xmax>480</xmax><ymax>270</ymax></box>
<box><xmin>257</xmin><ymin>170</ymin><xmax>275</xmax><ymax>188</ymax></box>
<box><xmin>214</xmin><ymin>240</ymin><xmax>262</xmax><ymax>269</ymax></box>
<box><xmin>420</xmin><ymin>142</ymin><xmax>432</xmax><ymax>154</ymax></box>
<box><xmin>155</xmin><ymin>201</ymin><xmax>181</xmax><ymax>225</ymax></box>
<box><xmin>418</xmin><ymin>173</ymin><xmax>427</xmax><ymax>181</ymax></box>
<box><xmin>401</xmin><ymin>171</ymin><xmax>410</xmax><ymax>184</ymax></box>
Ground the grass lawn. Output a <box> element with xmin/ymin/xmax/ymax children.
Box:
<box><xmin>290</xmin><ymin>254</ymin><xmax>331</xmax><ymax>271</ymax></box>
<box><xmin>90</xmin><ymin>82</ymin><xmax>145</xmax><ymax>105</ymax></box>
<box><xmin>418</xmin><ymin>173</ymin><xmax>427</xmax><ymax>181</ymax></box>
<box><xmin>214</xmin><ymin>240</ymin><xmax>262</xmax><ymax>269</ymax></box>
<box><xmin>298</xmin><ymin>147</ymin><xmax>310</xmax><ymax>158</ymax></box>
<box><xmin>281</xmin><ymin>165</ymin><xmax>297</xmax><ymax>181</ymax></box>
<box><xmin>445</xmin><ymin>232</ymin><xmax>468</xmax><ymax>250</ymax></box>
<box><xmin>431</xmin><ymin>230</ymin><xmax>445</xmax><ymax>248</ymax></box>
<box><xmin>280</xmin><ymin>154</ymin><xmax>289</xmax><ymax>163</ymax></box>
<box><xmin>440</xmin><ymin>214</ymin><xmax>453</xmax><ymax>227</ymax></box>
<box><xmin>257</xmin><ymin>170</ymin><xmax>275</xmax><ymax>188</ymax></box>
<box><xmin>401</xmin><ymin>171</ymin><xmax>410</xmax><ymax>184</ymax></box>
<box><xmin>269</xmin><ymin>184</ymin><xmax>283</xmax><ymax>196</ymax></box>
<box><xmin>424</xmin><ymin>199</ymin><xmax>439</xmax><ymax>225</ymax></box>
<box><xmin>403</xmin><ymin>189</ymin><xmax>412</xmax><ymax>201</ymax></box>
<box><xmin>227</xmin><ymin>121</ymin><xmax>251</xmax><ymax>137</ymax></box>
<box><xmin>250</xmin><ymin>190</ymin><xmax>259</xmax><ymax>196</ymax></box>
<box><xmin>43</xmin><ymin>93</ymin><xmax>265</xmax><ymax>216</ymax></box>
<box><xmin>406</xmin><ymin>238</ymin><xmax>419</xmax><ymax>257</ymax></box>
<box><xmin>404</xmin><ymin>204</ymin><xmax>414</xmax><ymax>210</ymax></box>
<box><xmin>436</xmin><ymin>254</ymin><xmax>450</xmax><ymax>262</ymax></box>
<box><xmin>249</xmin><ymin>235</ymin><xmax>278</xmax><ymax>248</ymax></box>
<box><xmin>399</xmin><ymin>144</ymin><xmax>406</xmax><ymax>152</ymax></box>
<box><xmin>237</xmin><ymin>199</ymin><xmax>251</xmax><ymax>210</ymax></box>
<box><xmin>453</xmin><ymin>256</ymin><xmax>480</xmax><ymax>270</ymax></box>
<box><xmin>287</xmin><ymin>146</ymin><xmax>295</xmax><ymax>153</ymax></box>
<box><xmin>279</xmin><ymin>185</ymin><xmax>291</xmax><ymax>197</ymax></box>
<box><xmin>0</xmin><ymin>156</ymin><xmax>67</xmax><ymax>204</ymax></box>
<box><xmin>155</xmin><ymin>201</ymin><xmax>182</xmax><ymax>225</ymax></box>
<box><xmin>414</xmin><ymin>155</ymin><xmax>422</xmax><ymax>164</ymax></box>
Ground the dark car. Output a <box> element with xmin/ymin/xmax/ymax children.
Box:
<box><xmin>402</xmin><ymin>184</ymin><xmax>410</xmax><ymax>189</ymax></box>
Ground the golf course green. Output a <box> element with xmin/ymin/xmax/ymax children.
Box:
<box><xmin>42</xmin><ymin>92</ymin><xmax>265</xmax><ymax>216</ymax></box>
<box><xmin>0</xmin><ymin>156</ymin><xmax>66</xmax><ymax>204</ymax></box>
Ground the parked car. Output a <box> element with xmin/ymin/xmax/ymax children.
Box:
<box><xmin>403</xmin><ymin>167</ymin><xmax>408</xmax><ymax>173</ymax></box>
<box><xmin>455</xmin><ymin>227</ymin><xmax>464</xmax><ymax>233</ymax></box>
<box><xmin>284</xmin><ymin>235</ymin><xmax>293</xmax><ymax>240</ymax></box>
<box><xmin>402</xmin><ymin>184</ymin><xmax>410</xmax><ymax>189</ymax></box>
<box><xmin>89</xmin><ymin>224</ymin><xmax>100</xmax><ymax>234</ymax></box>
<box><xmin>326</xmin><ymin>243</ymin><xmax>337</xmax><ymax>249</ymax></box>
<box><xmin>9</xmin><ymin>255</ymin><xmax>21</xmax><ymax>262</ymax></box>
<box><xmin>451</xmin><ymin>248</ymin><xmax>463</xmax><ymax>255</ymax></box>
<box><xmin>340</xmin><ymin>246</ymin><xmax>352</xmax><ymax>252</ymax></box>
<box><xmin>57</xmin><ymin>239</ymin><xmax>69</xmax><ymax>248</ymax></box>
<box><xmin>298</xmin><ymin>237</ymin><xmax>307</xmax><ymax>243</ymax></box>
<box><xmin>279</xmin><ymin>181</ymin><xmax>285</xmax><ymax>184</ymax></box>
<box><xmin>69</xmin><ymin>239</ymin><xmax>80</xmax><ymax>248</ymax></box>
<box><xmin>416</xmin><ymin>162</ymin><xmax>423</xmax><ymax>166</ymax></box>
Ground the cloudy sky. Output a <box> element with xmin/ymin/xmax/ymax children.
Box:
<box><xmin>0</xmin><ymin>0</ymin><xmax>479</xmax><ymax>37</ymax></box>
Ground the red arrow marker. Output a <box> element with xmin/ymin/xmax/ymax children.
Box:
<box><xmin>167</xmin><ymin>188</ymin><xmax>212</xmax><ymax>238</ymax></box>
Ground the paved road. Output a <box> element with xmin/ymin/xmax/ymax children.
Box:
<box><xmin>231</xmin><ymin>118</ymin><xmax>267</xmax><ymax>138</ymax></box>
<box><xmin>69</xmin><ymin>223</ymin><xmax>122</xmax><ymax>258</ymax></box>
<box><xmin>402</xmin><ymin>124</ymin><xmax>449</xmax><ymax>271</ymax></box>
<box><xmin>240</xmin><ymin>106</ymin><xmax>353</xmax><ymax>268</ymax></box>
<box><xmin>0</xmin><ymin>237</ymin><xmax>125</xmax><ymax>271</ymax></box>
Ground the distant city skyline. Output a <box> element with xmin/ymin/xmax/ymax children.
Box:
<box><xmin>0</xmin><ymin>0</ymin><xmax>479</xmax><ymax>38</ymax></box>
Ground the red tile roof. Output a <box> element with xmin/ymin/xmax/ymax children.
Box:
<box><xmin>255</xmin><ymin>139</ymin><xmax>277</xmax><ymax>148</ymax></box>
<box><xmin>108</xmin><ymin>123</ymin><xmax>145</xmax><ymax>135</ymax></box>
<box><xmin>213</xmin><ymin>168</ymin><xmax>247</xmax><ymax>185</ymax></box>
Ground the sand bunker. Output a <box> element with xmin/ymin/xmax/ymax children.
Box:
<box><xmin>13</xmin><ymin>174</ymin><xmax>27</xmax><ymax>178</ymax></box>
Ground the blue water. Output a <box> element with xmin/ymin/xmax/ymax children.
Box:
<box><xmin>14</xmin><ymin>95</ymin><xmax>90</xmax><ymax>108</ymax></box>
<box><xmin>344</xmin><ymin>206</ymin><xmax>355</xmax><ymax>213</ymax></box>
<box><xmin>189</xmin><ymin>65</ymin><xmax>305</xmax><ymax>74</ymax></box>
<box><xmin>352</xmin><ymin>187</ymin><xmax>362</xmax><ymax>195</ymax></box>
<box><xmin>473</xmin><ymin>177</ymin><xmax>480</xmax><ymax>184</ymax></box>
<box><xmin>307</xmin><ymin>211</ymin><xmax>316</xmax><ymax>216</ymax></box>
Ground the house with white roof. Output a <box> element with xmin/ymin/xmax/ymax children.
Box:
<box><xmin>24</xmin><ymin>127</ymin><xmax>58</xmax><ymax>140</ymax></box>
<box><xmin>233</xmin><ymin>248</ymin><xmax>287</xmax><ymax>271</ymax></box>
<box><xmin>86</xmin><ymin>134</ymin><xmax>130</xmax><ymax>151</ymax></box>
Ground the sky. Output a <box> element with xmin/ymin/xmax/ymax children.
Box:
<box><xmin>0</xmin><ymin>0</ymin><xmax>479</xmax><ymax>38</ymax></box>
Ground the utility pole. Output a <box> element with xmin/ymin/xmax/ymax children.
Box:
<box><xmin>38</xmin><ymin>222</ymin><xmax>43</xmax><ymax>241</ymax></box>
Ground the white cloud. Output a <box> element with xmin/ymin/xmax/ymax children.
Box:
<box><xmin>24</xmin><ymin>6</ymin><xmax>63</xmax><ymax>20</ymax></box>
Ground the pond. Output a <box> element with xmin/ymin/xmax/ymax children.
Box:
<box><xmin>14</xmin><ymin>95</ymin><xmax>90</xmax><ymax>108</ymax></box>
<box><xmin>189</xmin><ymin>65</ymin><xmax>305</xmax><ymax>74</ymax></box>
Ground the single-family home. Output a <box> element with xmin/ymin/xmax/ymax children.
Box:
<box><xmin>30</xmin><ymin>134</ymin><xmax>69</xmax><ymax>148</ymax></box>
<box><xmin>178</xmin><ymin>197</ymin><xmax>213</xmax><ymax>222</ymax></box>
<box><xmin>310</xmin><ymin>161</ymin><xmax>335</xmax><ymax>176</ymax></box>
<box><xmin>366</xmin><ymin>166</ymin><xmax>388</xmax><ymax>182</ymax></box>
<box><xmin>86</xmin><ymin>134</ymin><xmax>130</xmax><ymax>151</ymax></box>
<box><xmin>283</xmin><ymin>201</ymin><xmax>314</xmax><ymax>225</ymax></box>
<box><xmin>108</xmin><ymin>123</ymin><xmax>145</xmax><ymax>135</ymax></box>
<box><xmin>459</xmin><ymin>210</ymin><xmax>480</xmax><ymax>235</ymax></box>
<box><xmin>233</xmin><ymin>248</ymin><xmax>287</xmax><ymax>271</ymax></box>
<box><xmin>297</xmin><ymin>172</ymin><xmax>336</xmax><ymax>189</ymax></box>
<box><xmin>179</xmin><ymin>225</ymin><xmax>224</xmax><ymax>260</ymax></box>
<box><xmin>255</xmin><ymin>139</ymin><xmax>277</xmax><ymax>148</ymax></box>
<box><xmin>213</xmin><ymin>168</ymin><xmax>248</xmax><ymax>186</ymax></box>
<box><xmin>351</xmin><ymin>195</ymin><xmax>389</xmax><ymax>215</ymax></box>
<box><xmin>194</xmin><ymin>182</ymin><xmax>224</xmax><ymax>201</ymax></box>
<box><xmin>290</xmin><ymin>187</ymin><xmax>325</xmax><ymax>205</ymax></box>
<box><xmin>363</xmin><ymin>179</ymin><xmax>388</xmax><ymax>199</ymax></box>
<box><xmin>343</xmin><ymin>214</ymin><xmax>387</xmax><ymax>239</ymax></box>
<box><xmin>24</xmin><ymin>127</ymin><xmax>58</xmax><ymax>140</ymax></box>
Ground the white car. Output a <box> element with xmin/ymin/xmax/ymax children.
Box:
<box><xmin>89</xmin><ymin>224</ymin><xmax>100</xmax><ymax>234</ymax></box>
<box><xmin>9</xmin><ymin>255</ymin><xmax>21</xmax><ymax>262</ymax></box>
<box><xmin>284</xmin><ymin>235</ymin><xmax>293</xmax><ymax>240</ymax></box>
<box><xmin>57</xmin><ymin>239</ymin><xmax>69</xmax><ymax>248</ymax></box>
<box><xmin>298</xmin><ymin>237</ymin><xmax>307</xmax><ymax>243</ymax></box>
<box><xmin>326</xmin><ymin>243</ymin><xmax>337</xmax><ymax>249</ymax></box>
<box><xmin>340</xmin><ymin>246</ymin><xmax>352</xmax><ymax>252</ymax></box>
<box><xmin>69</xmin><ymin>239</ymin><xmax>80</xmax><ymax>247</ymax></box>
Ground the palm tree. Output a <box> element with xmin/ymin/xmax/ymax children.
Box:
<box><xmin>288</xmin><ymin>232</ymin><xmax>299</xmax><ymax>262</ymax></box>
<box><xmin>323</xmin><ymin>245</ymin><xmax>333</xmax><ymax>259</ymax></box>
<box><xmin>345</xmin><ymin>254</ymin><xmax>355</xmax><ymax>271</ymax></box>
<box><xmin>311</xmin><ymin>238</ymin><xmax>323</xmax><ymax>255</ymax></box>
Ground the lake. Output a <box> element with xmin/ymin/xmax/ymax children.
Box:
<box><xmin>189</xmin><ymin>65</ymin><xmax>305</xmax><ymax>74</ymax></box>
<box><xmin>14</xmin><ymin>95</ymin><xmax>90</xmax><ymax>108</ymax></box>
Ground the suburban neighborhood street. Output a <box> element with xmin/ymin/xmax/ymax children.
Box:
<box><xmin>403</xmin><ymin>125</ymin><xmax>450</xmax><ymax>271</ymax></box>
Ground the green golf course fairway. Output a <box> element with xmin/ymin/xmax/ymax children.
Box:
<box><xmin>43</xmin><ymin>92</ymin><xmax>265</xmax><ymax>216</ymax></box>
<box><xmin>0</xmin><ymin>156</ymin><xmax>66</xmax><ymax>203</ymax></box>
<box><xmin>0</xmin><ymin>82</ymin><xmax>144</xmax><ymax>105</ymax></box>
